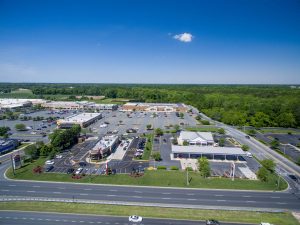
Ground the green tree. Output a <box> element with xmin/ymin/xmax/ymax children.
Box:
<box><xmin>276</xmin><ymin>112</ymin><xmax>296</xmax><ymax>128</ymax></box>
<box><xmin>241</xmin><ymin>144</ymin><xmax>249</xmax><ymax>151</ymax></box>
<box><xmin>146</xmin><ymin>124</ymin><xmax>152</xmax><ymax>130</ymax></box>
<box><xmin>261</xmin><ymin>159</ymin><xmax>276</xmax><ymax>173</ymax></box>
<box><xmin>195</xmin><ymin>115</ymin><xmax>201</xmax><ymax>121</ymax></box>
<box><xmin>218</xmin><ymin>128</ymin><xmax>225</xmax><ymax>135</ymax></box>
<box><xmin>152</xmin><ymin>152</ymin><xmax>161</xmax><ymax>161</ymax></box>
<box><xmin>198</xmin><ymin>157</ymin><xmax>210</xmax><ymax>178</ymax></box>
<box><xmin>0</xmin><ymin>126</ymin><xmax>10</xmax><ymax>136</ymax></box>
<box><xmin>154</xmin><ymin>128</ymin><xmax>163</xmax><ymax>136</ymax></box>
<box><xmin>174</xmin><ymin>124</ymin><xmax>180</xmax><ymax>132</ymax></box>
<box><xmin>25</xmin><ymin>145</ymin><xmax>40</xmax><ymax>160</ymax></box>
<box><xmin>257</xmin><ymin>167</ymin><xmax>269</xmax><ymax>182</ymax></box>
<box><xmin>218</xmin><ymin>138</ymin><xmax>225</xmax><ymax>147</ymax></box>
<box><xmin>179</xmin><ymin>112</ymin><xmax>184</xmax><ymax>119</ymax></box>
<box><xmin>270</xmin><ymin>139</ymin><xmax>279</xmax><ymax>149</ymax></box>
<box><xmin>250</xmin><ymin>112</ymin><xmax>271</xmax><ymax>128</ymax></box>
<box><xmin>15</xmin><ymin>123</ymin><xmax>26</xmax><ymax>131</ymax></box>
<box><xmin>183</xmin><ymin>140</ymin><xmax>189</xmax><ymax>146</ymax></box>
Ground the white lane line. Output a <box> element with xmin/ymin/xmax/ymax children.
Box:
<box><xmin>188</xmin><ymin>199</ymin><xmax>197</xmax><ymax>201</ymax></box>
<box><xmin>53</xmin><ymin>192</ymin><xmax>61</xmax><ymax>194</ymax></box>
<box><xmin>133</xmin><ymin>196</ymin><xmax>142</xmax><ymax>198</ymax></box>
<box><xmin>33</xmin><ymin>186</ymin><xmax>40</xmax><ymax>188</ymax></box>
<box><xmin>215</xmin><ymin>194</ymin><xmax>224</xmax><ymax>197</ymax></box>
<box><xmin>27</xmin><ymin>190</ymin><xmax>36</xmax><ymax>193</ymax></box>
<box><xmin>162</xmin><ymin>192</ymin><xmax>171</xmax><ymax>195</ymax></box>
<box><xmin>246</xmin><ymin>201</ymin><xmax>256</xmax><ymax>203</ymax></box>
<box><xmin>1</xmin><ymin>190</ymin><xmax>9</xmax><ymax>192</ymax></box>
<box><xmin>110</xmin><ymin>190</ymin><xmax>117</xmax><ymax>192</ymax></box>
<box><xmin>276</xmin><ymin>202</ymin><xmax>287</xmax><ymax>204</ymax></box>
<box><xmin>134</xmin><ymin>191</ymin><xmax>142</xmax><ymax>193</ymax></box>
<box><xmin>162</xmin><ymin>197</ymin><xmax>171</xmax><ymax>200</ymax></box>
<box><xmin>217</xmin><ymin>200</ymin><xmax>226</xmax><ymax>202</ymax></box>
<box><xmin>58</xmin><ymin>187</ymin><xmax>66</xmax><ymax>190</ymax></box>
<box><xmin>271</xmin><ymin>196</ymin><xmax>280</xmax><ymax>199</ymax></box>
<box><xmin>80</xmin><ymin>193</ymin><xmax>88</xmax><ymax>196</ymax></box>
<box><xmin>243</xmin><ymin>196</ymin><xmax>251</xmax><ymax>198</ymax></box>
<box><xmin>84</xmin><ymin>189</ymin><xmax>92</xmax><ymax>191</ymax></box>
<box><xmin>107</xmin><ymin>195</ymin><xmax>116</xmax><ymax>197</ymax></box>
<box><xmin>187</xmin><ymin>193</ymin><xmax>194</xmax><ymax>196</ymax></box>
<box><xmin>8</xmin><ymin>184</ymin><xmax>16</xmax><ymax>187</ymax></box>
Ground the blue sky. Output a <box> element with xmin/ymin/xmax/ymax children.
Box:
<box><xmin>0</xmin><ymin>0</ymin><xmax>299</xmax><ymax>84</ymax></box>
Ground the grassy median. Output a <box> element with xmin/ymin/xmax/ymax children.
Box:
<box><xmin>0</xmin><ymin>202</ymin><xmax>298</xmax><ymax>225</ymax></box>
<box><xmin>7</xmin><ymin>157</ymin><xmax>287</xmax><ymax>190</ymax></box>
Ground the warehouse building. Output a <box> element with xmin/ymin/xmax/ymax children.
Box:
<box><xmin>57</xmin><ymin>113</ymin><xmax>102</xmax><ymax>128</ymax></box>
<box><xmin>0</xmin><ymin>98</ymin><xmax>48</xmax><ymax>110</ymax></box>
<box><xmin>89</xmin><ymin>135</ymin><xmax>119</xmax><ymax>160</ymax></box>
<box><xmin>122</xmin><ymin>102</ymin><xmax>188</xmax><ymax>112</ymax></box>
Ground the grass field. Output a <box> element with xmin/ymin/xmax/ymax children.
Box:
<box><xmin>142</xmin><ymin>133</ymin><xmax>153</xmax><ymax>160</ymax></box>
<box><xmin>0</xmin><ymin>202</ymin><xmax>298</xmax><ymax>225</ymax></box>
<box><xmin>7</xmin><ymin>157</ymin><xmax>287</xmax><ymax>191</ymax></box>
<box><xmin>259</xmin><ymin>128</ymin><xmax>300</xmax><ymax>134</ymax></box>
<box><xmin>186</xmin><ymin>126</ymin><xmax>219</xmax><ymax>132</ymax></box>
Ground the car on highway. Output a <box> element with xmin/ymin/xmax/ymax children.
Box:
<box><xmin>206</xmin><ymin>219</ymin><xmax>220</xmax><ymax>225</ymax></box>
<box><xmin>45</xmin><ymin>160</ymin><xmax>54</xmax><ymax>165</ymax></box>
<box><xmin>75</xmin><ymin>167</ymin><xmax>83</xmax><ymax>175</ymax></box>
<box><xmin>128</xmin><ymin>215</ymin><xmax>142</xmax><ymax>222</ymax></box>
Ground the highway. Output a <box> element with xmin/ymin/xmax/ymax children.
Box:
<box><xmin>1</xmin><ymin>162</ymin><xmax>300</xmax><ymax>212</ymax></box>
<box><xmin>0</xmin><ymin>211</ymin><xmax>254</xmax><ymax>225</ymax></box>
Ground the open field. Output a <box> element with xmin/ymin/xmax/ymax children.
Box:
<box><xmin>0</xmin><ymin>202</ymin><xmax>298</xmax><ymax>225</ymax></box>
<box><xmin>186</xmin><ymin>126</ymin><xmax>219</xmax><ymax>132</ymax></box>
<box><xmin>259</xmin><ymin>128</ymin><xmax>300</xmax><ymax>134</ymax></box>
<box><xmin>7</xmin><ymin>157</ymin><xmax>287</xmax><ymax>191</ymax></box>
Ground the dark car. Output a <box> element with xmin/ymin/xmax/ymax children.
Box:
<box><xmin>45</xmin><ymin>165</ymin><xmax>54</xmax><ymax>172</ymax></box>
<box><xmin>79</xmin><ymin>162</ymin><xmax>87</xmax><ymax>167</ymax></box>
<box><xmin>245</xmin><ymin>135</ymin><xmax>250</xmax><ymax>139</ymax></box>
<box><xmin>67</xmin><ymin>168</ymin><xmax>75</xmax><ymax>174</ymax></box>
<box><xmin>206</xmin><ymin>220</ymin><xmax>220</xmax><ymax>225</ymax></box>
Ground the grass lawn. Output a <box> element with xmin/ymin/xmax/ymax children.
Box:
<box><xmin>7</xmin><ymin>157</ymin><xmax>287</xmax><ymax>191</ymax></box>
<box><xmin>186</xmin><ymin>126</ymin><xmax>219</xmax><ymax>132</ymax></box>
<box><xmin>16</xmin><ymin>142</ymin><xmax>31</xmax><ymax>149</ymax></box>
<box><xmin>259</xmin><ymin>128</ymin><xmax>300</xmax><ymax>134</ymax></box>
<box><xmin>0</xmin><ymin>202</ymin><xmax>298</xmax><ymax>225</ymax></box>
<box><xmin>92</xmin><ymin>98</ymin><xmax>130</xmax><ymax>105</ymax></box>
<box><xmin>142</xmin><ymin>133</ymin><xmax>153</xmax><ymax>160</ymax></box>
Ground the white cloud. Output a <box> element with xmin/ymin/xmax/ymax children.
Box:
<box><xmin>173</xmin><ymin>33</ymin><xmax>194</xmax><ymax>42</ymax></box>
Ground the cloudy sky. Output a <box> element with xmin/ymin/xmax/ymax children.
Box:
<box><xmin>0</xmin><ymin>0</ymin><xmax>299</xmax><ymax>84</ymax></box>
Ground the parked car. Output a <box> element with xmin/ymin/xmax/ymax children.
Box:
<box><xmin>245</xmin><ymin>135</ymin><xmax>250</xmax><ymax>139</ymax></box>
<box><xmin>45</xmin><ymin>165</ymin><xmax>54</xmax><ymax>172</ymax></box>
<box><xmin>55</xmin><ymin>154</ymin><xmax>63</xmax><ymax>159</ymax></box>
<box><xmin>75</xmin><ymin>167</ymin><xmax>83</xmax><ymax>175</ymax></box>
<box><xmin>67</xmin><ymin>168</ymin><xmax>74</xmax><ymax>174</ymax></box>
<box><xmin>128</xmin><ymin>215</ymin><xmax>142</xmax><ymax>222</ymax></box>
<box><xmin>45</xmin><ymin>160</ymin><xmax>54</xmax><ymax>165</ymax></box>
<box><xmin>246</xmin><ymin>152</ymin><xmax>253</xmax><ymax>158</ymax></box>
<box><xmin>206</xmin><ymin>220</ymin><xmax>220</xmax><ymax>225</ymax></box>
<box><xmin>79</xmin><ymin>161</ymin><xmax>87</xmax><ymax>167</ymax></box>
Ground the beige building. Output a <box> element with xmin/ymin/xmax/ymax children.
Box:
<box><xmin>122</xmin><ymin>102</ymin><xmax>188</xmax><ymax>112</ymax></box>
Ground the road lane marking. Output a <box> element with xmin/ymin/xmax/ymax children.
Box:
<box><xmin>33</xmin><ymin>186</ymin><xmax>40</xmax><ymax>188</ymax></box>
<box><xmin>277</xmin><ymin>202</ymin><xmax>287</xmax><ymax>204</ymax></box>
<box><xmin>271</xmin><ymin>196</ymin><xmax>280</xmax><ymax>199</ymax></box>
<box><xmin>243</xmin><ymin>196</ymin><xmax>251</xmax><ymax>197</ymax></box>
<box><xmin>246</xmin><ymin>201</ymin><xmax>256</xmax><ymax>203</ymax></box>
<box><xmin>1</xmin><ymin>190</ymin><xmax>9</xmax><ymax>192</ymax></box>
<box><xmin>188</xmin><ymin>199</ymin><xmax>197</xmax><ymax>201</ymax></box>
<box><xmin>187</xmin><ymin>193</ymin><xmax>194</xmax><ymax>195</ymax></box>
<box><xmin>162</xmin><ymin>197</ymin><xmax>171</xmax><ymax>200</ymax></box>
<box><xmin>53</xmin><ymin>192</ymin><xmax>61</xmax><ymax>194</ymax></box>
<box><xmin>107</xmin><ymin>194</ymin><xmax>116</xmax><ymax>197</ymax></box>
<box><xmin>8</xmin><ymin>184</ymin><xmax>16</xmax><ymax>187</ymax></box>
<box><xmin>134</xmin><ymin>191</ymin><xmax>142</xmax><ymax>193</ymax></box>
<box><xmin>162</xmin><ymin>192</ymin><xmax>171</xmax><ymax>195</ymax></box>
<box><xmin>80</xmin><ymin>193</ymin><xmax>88</xmax><ymax>196</ymax></box>
<box><xmin>215</xmin><ymin>194</ymin><xmax>224</xmax><ymax>197</ymax></box>
<box><xmin>84</xmin><ymin>188</ymin><xmax>92</xmax><ymax>191</ymax></box>
<box><xmin>27</xmin><ymin>190</ymin><xmax>36</xmax><ymax>193</ymax></box>
<box><xmin>133</xmin><ymin>196</ymin><xmax>142</xmax><ymax>198</ymax></box>
<box><xmin>110</xmin><ymin>190</ymin><xmax>117</xmax><ymax>192</ymax></box>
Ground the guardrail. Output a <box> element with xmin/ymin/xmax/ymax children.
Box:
<box><xmin>0</xmin><ymin>195</ymin><xmax>287</xmax><ymax>213</ymax></box>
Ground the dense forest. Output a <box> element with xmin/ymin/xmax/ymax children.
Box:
<box><xmin>1</xmin><ymin>83</ymin><xmax>300</xmax><ymax>128</ymax></box>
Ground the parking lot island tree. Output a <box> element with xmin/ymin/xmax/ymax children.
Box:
<box><xmin>15</xmin><ymin>123</ymin><xmax>26</xmax><ymax>131</ymax></box>
<box><xmin>198</xmin><ymin>157</ymin><xmax>211</xmax><ymax>178</ymax></box>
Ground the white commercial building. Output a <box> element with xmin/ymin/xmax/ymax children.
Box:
<box><xmin>177</xmin><ymin>131</ymin><xmax>214</xmax><ymax>146</ymax></box>
<box><xmin>42</xmin><ymin>101</ymin><xmax>118</xmax><ymax>111</ymax></box>
<box><xmin>57</xmin><ymin>113</ymin><xmax>102</xmax><ymax>128</ymax></box>
<box><xmin>89</xmin><ymin>135</ymin><xmax>119</xmax><ymax>160</ymax></box>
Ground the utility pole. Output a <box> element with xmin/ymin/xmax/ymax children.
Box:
<box><xmin>10</xmin><ymin>154</ymin><xmax>15</xmax><ymax>176</ymax></box>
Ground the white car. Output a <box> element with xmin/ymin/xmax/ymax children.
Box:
<box><xmin>75</xmin><ymin>167</ymin><xmax>83</xmax><ymax>175</ymax></box>
<box><xmin>45</xmin><ymin>160</ymin><xmax>54</xmax><ymax>165</ymax></box>
<box><xmin>246</xmin><ymin>152</ymin><xmax>253</xmax><ymax>158</ymax></box>
<box><xmin>55</xmin><ymin>154</ymin><xmax>63</xmax><ymax>159</ymax></box>
<box><xmin>128</xmin><ymin>215</ymin><xmax>142</xmax><ymax>222</ymax></box>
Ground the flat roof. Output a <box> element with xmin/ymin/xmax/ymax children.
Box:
<box><xmin>172</xmin><ymin>145</ymin><xmax>246</xmax><ymax>155</ymax></box>
<box><xmin>179</xmin><ymin>131</ymin><xmax>214</xmax><ymax>142</ymax></box>
<box><xmin>123</xmin><ymin>102</ymin><xmax>187</xmax><ymax>107</ymax></box>
<box><xmin>92</xmin><ymin>135</ymin><xmax>118</xmax><ymax>151</ymax></box>
<box><xmin>59</xmin><ymin>113</ymin><xmax>101</xmax><ymax>123</ymax></box>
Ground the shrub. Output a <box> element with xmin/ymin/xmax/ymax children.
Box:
<box><xmin>157</xmin><ymin>165</ymin><xmax>167</xmax><ymax>170</ymax></box>
<box><xmin>257</xmin><ymin>167</ymin><xmax>269</xmax><ymax>182</ymax></box>
<box><xmin>186</xmin><ymin>167</ymin><xmax>194</xmax><ymax>171</ymax></box>
<box><xmin>152</xmin><ymin>152</ymin><xmax>161</xmax><ymax>161</ymax></box>
<box><xmin>170</xmin><ymin>166</ymin><xmax>179</xmax><ymax>170</ymax></box>
<box><xmin>241</xmin><ymin>144</ymin><xmax>249</xmax><ymax>151</ymax></box>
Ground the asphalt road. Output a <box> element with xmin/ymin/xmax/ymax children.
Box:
<box><xmin>0</xmin><ymin>211</ymin><xmax>254</xmax><ymax>225</ymax></box>
<box><xmin>1</xmin><ymin>162</ymin><xmax>300</xmax><ymax>211</ymax></box>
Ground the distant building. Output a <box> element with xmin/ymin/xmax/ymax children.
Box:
<box><xmin>89</xmin><ymin>135</ymin><xmax>119</xmax><ymax>160</ymax></box>
<box><xmin>42</xmin><ymin>101</ymin><xmax>118</xmax><ymax>111</ymax></box>
<box><xmin>122</xmin><ymin>102</ymin><xmax>188</xmax><ymax>112</ymax></box>
<box><xmin>177</xmin><ymin>131</ymin><xmax>214</xmax><ymax>146</ymax></box>
<box><xmin>0</xmin><ymin>98</ymin><xmax>47</xmax><ymax>110</ymax></box>
<box><xmin>57</xmin><ymin>113</ymin><xmax>102</xmax><ymax>128</ymax></box>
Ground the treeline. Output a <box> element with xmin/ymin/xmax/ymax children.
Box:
<box><xmin>1</xmin><ymin>83</ymin><xmax>300</xmax><ymax>127</ymax></box>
